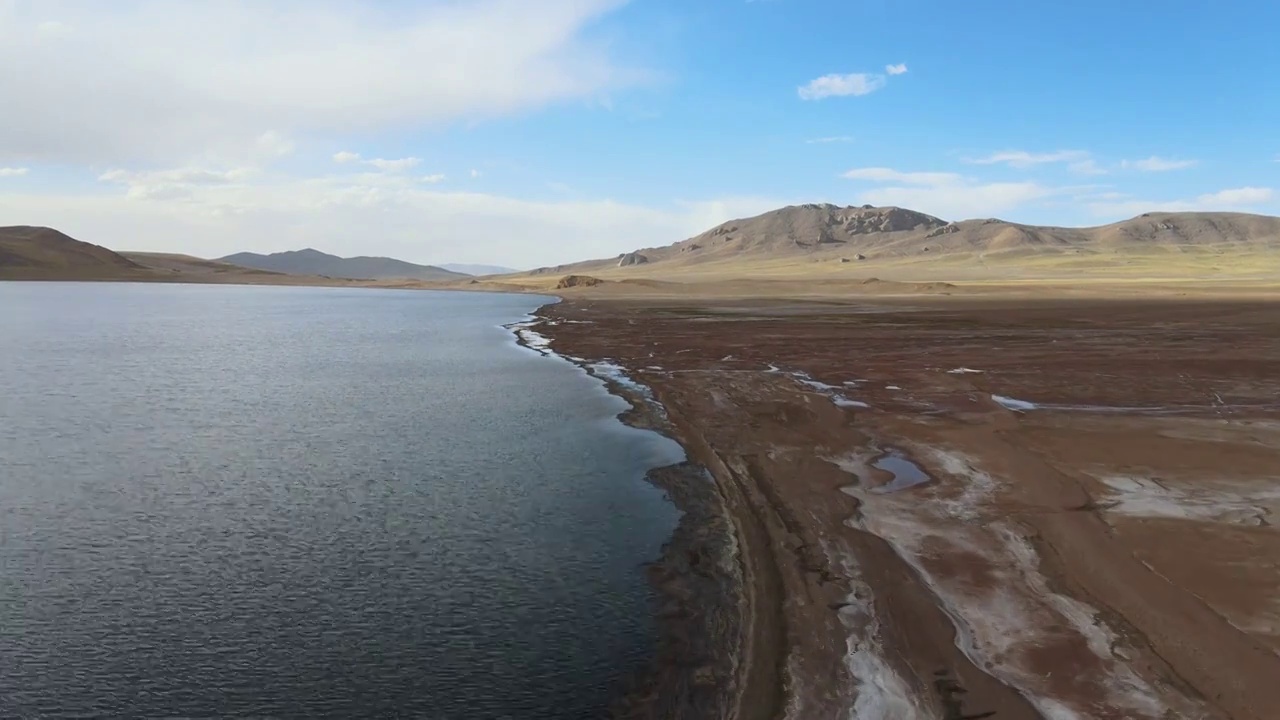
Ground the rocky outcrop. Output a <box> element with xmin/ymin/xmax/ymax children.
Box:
<box><xmin>837</xmin><ymin>206</ymin><xmax>946</xmax><ymax>234</ymax></box>
<box><xmin>618</xmin><ymin>252</ymin><xmax>649</xmax><ymax>267</ymax></box>
<box><xmin>556</xmin><ymin>274</ymin><xmax>605</xmax><ymax>289</ymax></box>
<box><xmin>926</xmin><ymin>223</ymin><xmax>962</xmax><ymax>239</ymax></box>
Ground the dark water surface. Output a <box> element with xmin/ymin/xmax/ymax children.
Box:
<box><xmin>0</xmin><ymin>282</ymin><xmax>680</xmax><ymax>719</ymax></box>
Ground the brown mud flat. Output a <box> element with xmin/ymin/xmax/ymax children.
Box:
<box><xmin>532</xmin><ymin>297</ymin><xmax>1280</xmax><ymax>720</ymax></box>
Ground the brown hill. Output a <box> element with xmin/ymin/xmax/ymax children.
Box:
<box><xmin>525</xmin><ymin>205</ymin><xmax>1280</xmax><ymax>279</ymax></box>
<box><xmin>0</xmin><ymin>226</ymin><xmax>143</xmax><ymax>278</ymax></box>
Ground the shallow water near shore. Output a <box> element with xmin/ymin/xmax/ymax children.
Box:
<box><xmin>0</xmin><ymin>282</ymin><xmax>679</xmax><ymax>719</ymax></box>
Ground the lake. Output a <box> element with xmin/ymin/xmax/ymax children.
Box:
<box><xmin>0</xmin><ymin>282</ymin><xmax>680</xmax><ymax>718</ymax></box>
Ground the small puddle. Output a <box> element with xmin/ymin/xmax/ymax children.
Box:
<box><xmin>871</xmin><ymin>449</ymin><xmax>933</xmax><ymax>494</ymax></box>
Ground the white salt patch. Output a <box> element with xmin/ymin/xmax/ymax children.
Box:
<box><xmin>999</xmin><ymin>527</ymin><xmax>1167</xmax><ymax>718</ymax></box>
<box><xmin>820</xmin><ymin>544</ymin><xmax>929</xmax><ymax>720</ymax></box>
<box><xmin>588</xmin><ymin>361</ymin><xmax>652</xmax><ymax>398</ymax></box>
<box><xmin>923</xmin><ymin>448</ymin><xmax>997</xmax><ymax>522</ymax></box>
<box><xmin>721</xmin><ymin>355</ymin><xmax>735</xmax><ymax>361</ymax></box>
<box><xmin>765</xmin><ymin>364</ymin><xmax>781</xmax><ymax>373</ymax></box>
<box><xmin>790</xmin><ymin>371</ymin><xmax>870</xmax><ymax>412</ymax></box>
<box><xmin>507</xmin><ymin>318</ymin><xmax>556</xmax><ymax>356</ymax></box>
<box><xmin>1035</xmin><ymin>699</ymin><xmax>1092</xmax><ymax>720</ymax></box>
<box><xmin>886</xmin><ymin>385</ymin><xmax>902</xmax><ymax>391</ymax></box>
<box><xmin>790</xmin><ymin>370</ymin><xmax>841</xmax><ymax>391</ymax></box>
<box><xmin>834</xmin><ymin>397</ymin><xmax>871</xmax><ymax>409</ymax></box>
<box><xmin>520</xmin><ymin>328</ymin><xmax>552</xmax><ymax>351</ymax></box>
<box><xmin>831</xmin><ymin>448</ymin><xmax>1186</xmax><ymax>719</ymax></box>
<box><xmin>1099</xmin><ymin>476</ymin><xmax>1278</xmax><ymax>526</ymax></box>
<box><xmin>948</xmin><ymin>367</ymin><xmax>984</xmax><ymax>374</ymax></box>
<box><xmin>992</xmin><ymin>394</ymin><xmax>1038</xmax><ymax>412</ymax></box>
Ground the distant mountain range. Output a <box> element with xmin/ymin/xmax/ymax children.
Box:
<box><xmin>6</xmin><ymin>205</ymin><xmax>1280</xmax><ymax>286</ymax></box>
<box><xmin>527</xmin><ymin>204</ymin><xmax>1280</xmax><ymax>276</ymax></box>
<box><xmin>438</xmin><ymin>263</ymin><xmax>518</xmax><ymax>276</ymax></box>
<box><xmin>219</xmin><ymin>249</ymin><xmax>468</xmax><ymax>281</ymax></box>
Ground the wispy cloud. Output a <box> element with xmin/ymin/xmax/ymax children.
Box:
<box><xmin>470</xmin><ymin>169</ymin><xmax>483</xmax><ymax>179</ymax></box>
<box><xmin>1120</xmin><ymin>156</ymin><xmax>1198</xmax><ymax>172</ymax></box>
<box><xmin>806</xmin><ymin>136</ymin><xmax>854</xmax><ymax>144</ymax></box>
<box><xmin>333</xmin><ymin>152</ymin><xmax>421</xmax><ymax>173</ymax></box>
<box><xmin>420</xmin><ymin>174</ymin><xmax>446</xmax><ymax>184</ymax></box>
<box><xmin>1068</xmin><ymin>159</ymin><xmax>1108</xmax><ymax>176</ymax></box>
<box><xmin>0</xmin><ymin>167</ymin><xmax>29</xmax><ymax>177</ymax></box>
<box><xmin>842</xmin><ymin>167</ymin><xmax>963</xmax><ymax>186</ymax></box>
<box><xmin>842</xmin><ymin>165</ymin><xmax>1064</xmax><ymax>219</ymax></box>
<box><xmin>1089</xmin><ymin>187</ymin><xmax>1274</xmax><ymax>216</ymax></box>
<box><xmin>366</xmin><ymin>157</ymin><xmax>421</xmax><ymax>173</ymax></box>
<box><xmin>97</xmin><ymin>165</ymin><xmax>256</xmax><ymax>200</ymax></box>
<box><xmin>1197</xmin><ymin>187</ymin><xmax>1272</xmax><ymax>204</ymax></box>
<box><xmin>965</xmin><ymin>149</ymin><xmax>1090</xmax><ymax>168</ymax></box>
<box><xmin>798</xmin><ymin>73</ymin><xmax>887</xmax><ymax>100</ymax></box>
<box><xmin>885</xmin><ymin>63</ymin><xmax>908</xmax><ymax>75</ymax></box>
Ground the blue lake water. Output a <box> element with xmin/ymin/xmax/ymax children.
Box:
<box><xmin>0</xmin><ymin>282</ymin><xmax>680</xmax><ymax>719</ymax></box>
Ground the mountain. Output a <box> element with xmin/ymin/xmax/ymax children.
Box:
<box><xmin>218</xmin><ymin>248</ymin><xmax>468</xmax><ymax>282</ymax></box>
<box><xmin>526</xmin><ymin>204</ymin><xmax>1280</xmax><ymax>277</ymax></box>
<box><xmin>438</xmin><ymin>263</ymin><xmax>518</xmax><ymax>276</ymax></box>
<box><xmin>0</xmin><ymin>226</ymin><xmax>144</xmax><ymax>278</ymax></box>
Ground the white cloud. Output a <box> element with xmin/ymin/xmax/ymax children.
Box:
<box><xmin>842</xmin><ymin>167</ymin><xmax>963</xmax><ymax>186</ymax></box>
<box><xmin>420</xmin><ymin>174</ymin><xmax>447</xmax><ymax>184</ymax></box>
<box><xmin>842</xmin><ymin>164</ymin><xmax>1061</xmax><ymax>219</ymax></box>
<box><xmin>1089</xmin><ymin>187</ymin><xmax>1275</xmax><ymax>217</ymax></box>
<box><xmin>806</xmin><ymin>136</ymin><xmax>854</xmax><ymax>144</ymax></box>
<box><xmin>0</xmin><ymin>0</ymin><xmax>639</xmax><ymax>166</ymax></box>
<box><xmin>470</xmin><ymin>169</ymin><xmax>483</xmax><ymax>179</ymax></box>
<box><xmin>1205</xmin><ymin>187</ymin><xmax>1272</xmax><ymax>204</ymax></box>
<box><xmin>859</xmin><ymin>182</ymin><xmax>1056</xmax><ymax>220</ymax></box>
<box><xmin>96</xmin><ymin>166</ymin><xmax>256</xmax><ymax>201</ymax></box>
<box><xmin>333</xmin><ymin>153</ymin><xmax>422</xmax><ymax>173</ymax></box>
<box><xmin>1068</xmin><ymin>159</ymin><xmax>1108</xmax><ymax>176</ymax></box>
<box><xmin>965</xmin><ymin>150</ymin><xmax>1090</xmax><ymax>168</ymax></box>
<box><xmin>1120</xmin><ymin>156</ymin><xmax>1198</xmax><ymax>172</ymax></box>
<box><xmin>254</xmin><ymin>131</ymin><xmax>295</xmax><ymax>158</ymax></box>
<box><xmin>0</xmin><ymin>167</ymin><xmax>29</xmax><ymax>177</ymax></box>
<box><xmin>366</xmin><ymin>157</ymin><xmax>421</xmax><ymax>173</ymax></box>
<box><xmin>1073</xmin><ymin>191</ymin><xmax>1129</xmax><ymax>202</ymax></box>
<box><xmin>0</xmin><ymin>169</ymin><xmax>786</xmax><ymax>267</ymax></box>
<box><xmin>885</xmin><ymin>63</ymin><xmax>908</xmax><ymax>75</ymax></box>
<box><xmin>798</xmin><ymin>73</ymin><xmax>887</xmax><ymax>100</ymax></box>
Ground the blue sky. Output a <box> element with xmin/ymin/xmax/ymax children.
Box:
<box><xmin>0</xmin><ymin>0</ymin><xmax>1276</xmax><ymax>267</ymax></box>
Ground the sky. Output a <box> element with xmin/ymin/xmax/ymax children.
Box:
<box><xmin>1</xmin><ymin>0</ymin><xmax>1277</xmax><ymax>269</ymax></box>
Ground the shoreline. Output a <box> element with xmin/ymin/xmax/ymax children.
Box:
<box><xmin>508</xmin><ymin>306</ymin><xmax>753</xmax><ymax>720</ymax></box>
<box><xmin>531</xmin><ymin>295</ymin><xmax>1280</xmax><ymax>720</ymax></box>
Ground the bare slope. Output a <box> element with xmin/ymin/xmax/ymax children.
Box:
<box><xmin>0</xmin><ymin>226</ymin><xmax>144</xmax><ymax>279</ymax></box>
<box><xmin>525</xmin><ymin>205</ymin><xmax>1280</xmax><ymax>280</ymax></box>
<box><xmin>220</xmin><ymin>248</ymin><xmax>468</xmax><ymax>281</ymax></box>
